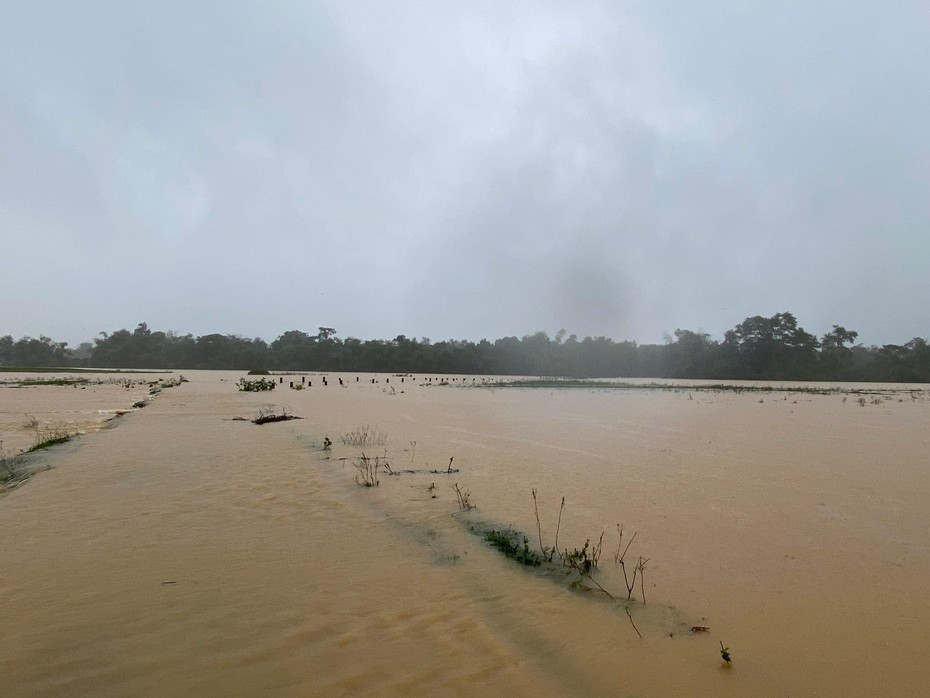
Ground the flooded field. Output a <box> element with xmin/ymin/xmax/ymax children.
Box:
<box><xmin>2</xmin><ymin>371</ymin><xmax>929</xmax><ymax>696</ymax></box>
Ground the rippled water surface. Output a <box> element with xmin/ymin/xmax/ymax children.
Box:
<box><xmin>2</xmin><ymin>371</ymin><xmax>929</xmax><ymax>696</ymax></box>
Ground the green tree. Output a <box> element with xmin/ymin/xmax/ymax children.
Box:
<box><xmin>665</xmin><ymin>329</ymin><xmax>718</xmax><ymax>378</ymax></box>
<box><xmin>820</xmin><ymin>325</ymin><xmax>859</xmax><ymax>379</ymax></box>
<box><xmin>0</xmin><ymin>335</ymin><xmax>13</xmax><ymax>366</ymax></box>
<box><xmin>723</xmin><ymin>312</ymin><xmax>819</xmax><ymax>379</ymax></box>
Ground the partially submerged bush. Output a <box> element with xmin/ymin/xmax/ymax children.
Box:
<box><xmin>353</xmin><ymin>453</ymin><xmax>390</xmax><ymax>487</ymax></box>
<box><xmin>484</xmin><ymin>528</ymin><xmax>541</xmax><ymax>566</ymax></box>
<box><xmin>252</xmin><ymin>407</ymin><xmax>302</xmax><ymax>424</ymax></box>
<box><xmin>25</xmin><ymin>419</ymin><xmax>74</xmax><ymax>453</ymax></box>
<box><xmin>237</xmin><ymin>377</ymin><xmax>276</xmax><ymax>392</ymax></box>
<box><xmin>247</xmin><ymin>369</ymin><xmax>270</xmax><ymax>375</ymax></box>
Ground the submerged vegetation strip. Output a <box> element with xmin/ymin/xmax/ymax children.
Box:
<box><xmin>485</xmin><ymin>378</ymin><xmax>921</xmax><ymax>396</ymax></box>
<box><xmin>482</xmin><ymin>527</ymin><xmax>542</xmax><ymax>566</ymax></box>
<box><xmin>0</xmin><ymin>366</ymin><xmax>170</xmax><ymax>374</ymax></box>
<box><xmin>1</xmin><ymin>375</ymin><xmax>187</xmax><ymax>495</ymax></box>
<box><xmin>465</xmin><ymin>516</ymin><xmax>654</xmax><ymax>640</ymax></box>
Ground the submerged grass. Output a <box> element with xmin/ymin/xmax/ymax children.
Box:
<box><xmin>484</xmin><ymin>528</ymin><xmax>541</xmax><ymax>566</ymax></box>
<box><xmin>341</xmin><ymin>425</ymin><xmax>388</xmax><ymax>447</ymax></box>
<box><xmin>28</xmin><ymin>434</ymin><xmax>72</xmax><ymax>452</ymax></box>
<box><xmin>25</xmin><ymin>418</ymin><xmax>74</xmax><ymax>453</ymax></box>
<box><xmin>17</xmin><ymin>378</ymin><xmax>89</xmax><ymax>386</ymax></box>
<box><xmin>484</xmin><ymin>377</ymin><xmax>915</xmax><ymax>397</ymax></box>
<box><xmin>0</xmin><ymin>367</ymin><xmax>168</xmax><ymax>374</ymax></box>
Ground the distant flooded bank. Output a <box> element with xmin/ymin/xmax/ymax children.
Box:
<box><xmin>2</xmin><ymin>371</ymin><xmax>929</xmax><ymax>695</ymax></box>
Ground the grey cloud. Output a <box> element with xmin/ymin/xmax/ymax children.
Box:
<box><xmin>1</xmin><ymin>2</ymin><xmax>928</xmax><ymax>347</ymax></box>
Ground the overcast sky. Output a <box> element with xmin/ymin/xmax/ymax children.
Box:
<box><xmin>2</xmin><ymin>1</ymin><xmax>928</xmax><ymax>347</ymax></box>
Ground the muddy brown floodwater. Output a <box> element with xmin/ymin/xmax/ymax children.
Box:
<box><xmin>1</xmin><ymin>371</ymin><xmax>929</xmax><ymax>696</ymax></box>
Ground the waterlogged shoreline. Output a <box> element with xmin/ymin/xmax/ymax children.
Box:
<box><xmin>0</xmin><ymin>372</ymin><xmax>184</xmax><ymax>494</ymax></box>
<box><xmin>488</xmin><ymin>376</ymin><xmax>930</xmax><ymax>395</ymax></box>
<box><xmin>2</xmin><ymin>371</ymin><xmax>929</xmax><ymax>695</ymax></box>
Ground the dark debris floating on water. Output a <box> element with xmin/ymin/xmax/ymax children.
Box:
<box><xmin>252</xmin><ymin>412</ymin><xmax>303</xmax><ymax>425</ymax></box>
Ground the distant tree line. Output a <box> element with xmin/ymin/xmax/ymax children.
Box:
<box><xmin>2</xmin><ymin>313</ymin><xmax>929</xmax><ymax>382</ymax></box>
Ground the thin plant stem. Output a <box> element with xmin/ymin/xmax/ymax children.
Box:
<box><xmin>532</xmin><ymin>488</ymin><xmax>544</xmax><ymax>555</ymax></box>
<box><xmin>625</xmin><ymin>606</ymin><xmax>643</xmax><ymax>640</ymax></box>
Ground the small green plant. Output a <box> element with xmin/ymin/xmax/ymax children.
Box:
<box><xmin>720</xmin><ymin>641</ymin><xmax>732</xmax><ymax>664</ymax></box>
<box><xmin>484</xmin><ymin>529</ymin><xmax>541</xmax><ymax>566</ymax></box>
<box><xmin>237</xmin><ymin>377</ymin><xmax>276</xmax><ymax>392</ymax></box>
<box><xmin>323</xmin><ymin>436</ymin><xmax>333</xmax><ymax>450</ymax></box>
<box><xmin>565</xmin><ymin>540</ymin><xmax>591</xmax><ymax>574</ymax></box>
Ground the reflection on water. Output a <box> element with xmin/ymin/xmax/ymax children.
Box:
<box><xmin>1</xmin><ymin>371</ymin><xmax>929</xmax><ymax>696</ymax></box>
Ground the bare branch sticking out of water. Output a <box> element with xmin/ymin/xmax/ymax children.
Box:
<box><xmin>354</xmin><ymin>453</ymin><xmax>388</xmax><ymax>487</ymax></box>
<box><xmin>453</xmin><ymin>482</ymin><xmax>474</xmax><ymax>510</ymax></box>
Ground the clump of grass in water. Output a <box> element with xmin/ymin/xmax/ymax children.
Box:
<box><xmin>341</xmin><ymin>425</ymin><xmax>388</xmax><ymax>447</ymax></box>
<box><xmin>474</xmin><ymin>490</ymin><xmax>655</xmax><ymax>638</ymax></box>
<box><xmin>1</xmin><ymin>440</ymin><xmax>15</xmax><ymax>481</ymax></box>
<box><xmin>484</xmin><ymin>529</ymin><xmax>541</xmax><ymax>566</ymax></box>
<box><xmin>24</xmin><ymin>417</ymin><xmax>74</xmax><ymax>453</ymax></box>
<box><xmin>29</xmin><ymin>431</ymin><xmax>72</xmax><ymax>452</ymax></box>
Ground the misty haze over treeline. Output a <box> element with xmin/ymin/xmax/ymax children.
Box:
<box><xmin>2</xmin><ymin>312</ymin><xmax>929</xmax><ymax>383</ymax></box>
